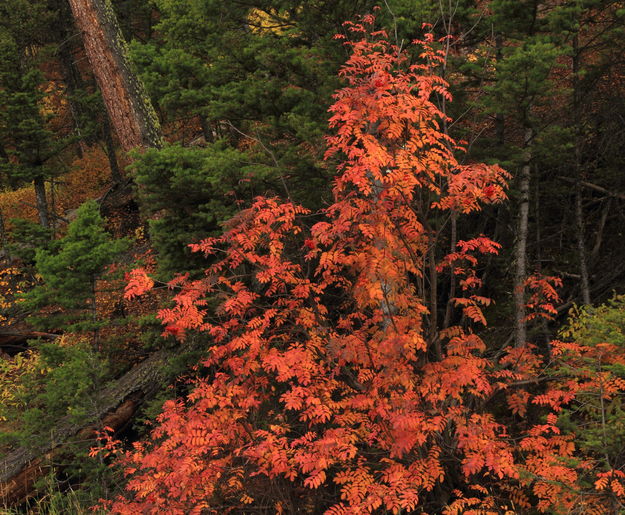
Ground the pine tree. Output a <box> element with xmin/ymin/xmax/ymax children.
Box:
<box><xmin>133</xmin><ymin>143</ymin><xmax>270</xmax><ymax>274</ymax></box>
<box><xmin>0</xmin><ymin>28</ymin><xmax>61</xmax><ymax>228</ymax></box>
<box><xmin>67</xmin><ymin>0</ymin><xmax>163</xmax><ymax>151</ymax></box>
<box><xmin>23</xmin><ymin>200</ymin><xmax>128</xmax><ymax>337</ymax></box>
<box><xmin>125</xmin><ymin>1</ymin><xmax>365</xmax><ymax>273</ymax></box>
<box><xmin>130</xmin><ymin>0</ymin><xmax>368</xmax><ymax>204</ymax></box>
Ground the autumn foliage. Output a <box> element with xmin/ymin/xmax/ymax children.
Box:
<box><xmin>102</xmin><ymin>16</ymin><xmax>625</xmax><ymax>514</ymax></box>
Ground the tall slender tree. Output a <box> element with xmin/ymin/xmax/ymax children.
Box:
<box><xmin>487</xmin><ymin>0</ymin><xmax>563</xmax><ymax>346</ymax></box>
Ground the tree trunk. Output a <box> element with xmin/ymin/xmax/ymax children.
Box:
<box><xmin>574</xmin><ymin>180</ymin><xmax>590</xmax><ymax>304</ymax></box>
<box><xmin>0</xmin><ymin>348</ymin><xmax>173</xmax><ymax>505</ymax></box>
<box><xmin>49</xmin><ymin>179</ymin><xmax>57</xmax><ymax>237</ymax></box>
<box><xmin>573</xmin><ymin>34</ymin><xmax>591</xmax><ymax>305</ymax></box>
<box><xmin>428</xmin><ymin>243</ymin><xmax>441</xmax><ymax>360</ymax></box>
<box><xmin>591</xmin><ymin>197</ymin><xmax>611</xmax><ymax>262</ymax></box>
<box><xmin>67</xmin><ymin>0</ymin><xmax>162</xmax><ymax>152</ymax></box>
<box><xmin>443</xmin><ymin>213</ymin><xmax>457</xmax><ymax>330</ymax></box>
<box><xmin>513</xmin><ymin>127</ymin><xmax>533</xmax><ymax>348</ymax></box>
<box><xmin>33</xmin><ymin>176</ymin><xmax>49</xmax><ymax>229</ymax></box>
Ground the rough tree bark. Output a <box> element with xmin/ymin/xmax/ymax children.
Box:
<box><xmin>66</xmin><ymin>0</ymin><xmax>162</xmax><ymax>152</ymax></box>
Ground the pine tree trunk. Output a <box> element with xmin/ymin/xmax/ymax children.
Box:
<box><xmin>33</xmin><ymin>176</ymin><xmax>49</xmax><ymax>229</ymax></box>
<box><xmin>574</xmin><ymin>180</ymin><xmax>590</xmax><ymax>304</ymax></box>
<box><xmin>49</xmin><ymin>179</ymin><xmax>56</xmax><ymax>237</ymax></box>
<box><xmin>513</xmin><ymin>127</ymin><xmax>533</xmax><ymax>348</ymax></box>
<box><xmin>67</xmin><ymin>0</ymin><xmax>162</xmax><ymax>151</ymax></box>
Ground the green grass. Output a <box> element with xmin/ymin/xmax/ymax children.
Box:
<box><xmin>1</xmin><ymin>473</ymin><xmax>108</xmax><ymax>515</ymax></box>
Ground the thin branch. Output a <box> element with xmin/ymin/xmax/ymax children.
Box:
<box><xmin>556</xmin><ymin>175</ymin><xmax>625</xmax><ymax>201</ymax></box>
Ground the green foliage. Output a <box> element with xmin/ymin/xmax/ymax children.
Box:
<box><xmin>67</xmin><ymin>88</ymin><xmax>110</xmax><ymax>146</ymax></box>
<box><xmin>0</xmin><ymin>342</ymin><xmax>115</xmax><ymax>512</ymax></box>
<box><xmin>130</xmin><ymin>0</ymin><xmax>358</xmax><ymax>208</ymax></box>
<box><xmin>487</xmin><ymin>37</ymin><xmax>565</xmax><ymax>123</ymax></box>
<box><xmin>129</xmin><ymin>42</ymin><xmax>212</xmax><ymax>128</ymax></box>
<box><xmin>129</xmin><ymin>313</ymin><xmax>171</xmax><ymax>350</ymax></box>
<box><xmin>133</xmin><ymin>143</ymin><xmax>273</xmax><ymax>274</ymax></box>
<box><xmin>22</xmin><ymin>200</ymin><xmax>129</xmax><ymax>332</ymax></box>
<box><xmin>561</xmin><ymin>297</ymin><xmax>625</xmax><ymax>383</ymax></box>
<box><xmin>6</xmin><ymin>217</ymin><xmax>53</xmax><ymax>263</ymax></box>
<box><xmin>0</xmin><ymin>16</ymin><xmax>68</xmax><ymax>192</ymax></box>
<box><xmin>0</xmin><ymin>340</ymin><xmax>108</xmax><ymax>449</ymax></box>
<box><xmin>557</xmin><ymin>297</ymin><xmax>625</xmax><ymax>474</ymax></box>
<box><xmin>2</xmin><ymin>473</ymin><xmax>109</xmax><ymax>514</ymax></box>
<box><xmin>0</xmin><ymin>0</ymin><xmax>58</xmax><ymax>50</ymax></box>
<box><xmin>562</xmin><ymin>295</ymin><xmax>625</xmax><ymax>347</ymax></box>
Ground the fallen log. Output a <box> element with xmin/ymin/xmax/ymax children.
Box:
<box><xmin>0</xmin><ymin>396</ymin><xmax>140</xmax><ymax>505</ymax></box>
<box><xmin>0</xmin><ymin>331</ymin><xmax>59</xmax><ymax>356</ymax></box>
<box><xmin>0</xmin><ymin>348</ymin><xmax>172</xmax><ymax>506</ymax></box>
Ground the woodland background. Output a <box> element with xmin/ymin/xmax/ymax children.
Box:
<box><xmin>0</xmin><ymin>0</ymin><xmax>625</xmax><ymax>513</ymax></box>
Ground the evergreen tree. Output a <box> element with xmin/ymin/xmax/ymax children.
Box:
<box><xmin>23</xmin><ymin>200</ymin><xmax>128</xmax><ymax>335</ymax></box>
<box><xmin>133</xmin><ymin>143</ymin><xmax>271</xmax><ymax>274</ymax></box>
<box><xmin>5</xmin><ymin>218</ymin><xmax>53</xmax><ymax>263</ymax></box>
<box><xmin>0</xmin><ymin>28</ymin><xmax>62</xmax><ymax>228</ymax></box>
<box><xmin>67</xmin><ymin>0</ymin><xmax>163</xmax><ymax>151</ymax></box>
<box><xmin>130</xmin><ymin>0</ymin><xmax>370</xmax><ymax>203</ymax></box>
